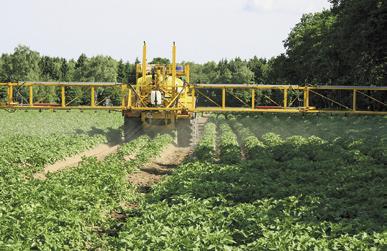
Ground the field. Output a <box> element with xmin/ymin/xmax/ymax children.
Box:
<box><xmin>0</xmin><ymin>110</ymin><xmax>386</xmax><ymax>250</ymax></box>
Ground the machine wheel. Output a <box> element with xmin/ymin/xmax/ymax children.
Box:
<box><xmin>176</xmin><ymin>119</ymin><xmax>193</xmax><ymax>147</ymax></box>
<box><xmin>123</xmin><ymin>117</ymin><xmax>142</xmax><ymax>141</ymax></box>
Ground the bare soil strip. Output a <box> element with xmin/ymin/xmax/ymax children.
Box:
<box><xmin>127</xmin><ymin>144</ymin><xmax>192</xmax><ymax>190</ymax></box>
<box><xmin>33</xmin><ymin>143</ymin><xmax>120</xmax><ymax>180</ymax></box>
<box><xmin>128</xmin><ymin>116</ymin><xmax>209</xmax><ymax>190</ymax></box>
<box><xmin>34</xmin><ymin>116</ymin><xmax>208</xmax><ymax>184</ymax></box>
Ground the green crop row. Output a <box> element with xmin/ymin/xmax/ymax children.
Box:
<box><xmin>231</xmin><ymin>121</ymin><xmax>266</xmax><ymax>160</ymax></box>
<box><xmin>195</xmin><ymin>122</ymin><xmax>217</xmax><ymax>161</ymax></box>
<box><xmin>117</xmin><ymin>153</ymin><xmax>385</xmax><ymax>248</ymax></box>
<box><xmin>132</xmin><ymin>115</ymin><xmax>385</xmax><ymax>249</ymax></box>
<box><xmin>0</xmin><ymin>110</ymin><xmax>123</xmax><ymax>139</ymax></box>
<box><xmin>218</xmin><ymin>122</ymin><xmax>240</xmax><ymax>164</ymax></box>
<box><xmin>0</xmin><ymin>110</ymin><xmax>125</xmax><ymax>179</ymax></box>
<box><xmin>1</xmin><ymin>111</ymin><xmax>385</xmax><ymax>249</ymax></box>
<box><xmin>0</xmin><ymin>134</ymin><xmax>104</xmax><ymax>177</ymax></box>
<box><xmin>0</xmin><ymin>134</ymin><xmax>173</xmax><ymax>250</ymax></box>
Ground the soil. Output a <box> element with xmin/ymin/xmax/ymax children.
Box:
<box><xmin>127</xmin><ymin>144</ymin><xmax>192</xmax><ymax>191</ymax></box>
<box><xmin>127</xmin><ymin>115</ymin><xmax>209</xmax><ymax>191</ymax></box>
<box><xmin>33</xmin><ymin>143</ymin><xmax>120</xmax><ymax>180</ymax></box>
<box><xmin>33</xmin><ymin>115</ymin><xmax>209</xmax><ymax>184</ymax></box>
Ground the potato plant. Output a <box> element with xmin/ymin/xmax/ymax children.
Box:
<box><xmin>218</xmin><ymin>122</ymin><xmax>240</xmax><ymax>164</ymax></box>
<box><xmin>0</xmin><ymin>134</ymin><xmax>173</xmax><ymax>250</ymax></box>
<box><xmin>137</xmin><ymin>115</ymin><xmax>386</xmax><ymax>250</ymax></box>
<box><xmin>0</xmin><ymin>111</ymin><xmax>386</xmax><ymax>250</ymax></box>
<box><xmin>195</xmin><ymin>122</ymin><xmax>217</xmax><ymax>161</ymax></box>
<box><xmin>231</xmin><ymin>121</ymin><xmax>266</xmax><ymax>159</ymax></box>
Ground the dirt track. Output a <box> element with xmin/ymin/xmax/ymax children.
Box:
<box><xmin>127</xmin><ymin>116</ymin><xmax>208</xmax><ymax>190</ymax></box>
<box><xmin>33</xmin><ymin>143</ymin><xmax>120</xmax><ymax>180</ymax></box>
<box><xmin>127</xmin><ymin>144</ymin><xmax>192</xmax><ymax>189</ymax></box>
<box><xmin>33</xmin><ymin>116</ymin><xmax>208</xmax><ymax>182</ymax></box>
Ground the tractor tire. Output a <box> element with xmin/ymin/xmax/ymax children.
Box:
<box><xmin>123</xmin><ymin>117</ymin><xmax>142</xmax><ymax>141</ymax></box>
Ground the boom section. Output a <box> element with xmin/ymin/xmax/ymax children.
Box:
<box><xmin>0</xmin><ymin>82</ymin><xmax>386</xmax><ymax>115</ymax></box>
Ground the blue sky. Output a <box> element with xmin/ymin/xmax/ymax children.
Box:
<box><xmin>0</xmin><ymin>0</ymin><xmax>330</xmax><ymax>63</ymax></box>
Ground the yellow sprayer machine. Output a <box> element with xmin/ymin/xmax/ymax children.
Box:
<box><xmin>121</xmin><ymin>42</ymin><xmax>196</xmax><ymax>145</ymax></box>
<box><xmin>123</xmin><ymin>42</ymin><xmax>194</xmax><ymax>127</ymax></box>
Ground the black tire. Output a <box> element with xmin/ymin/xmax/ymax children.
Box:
<box><xmin>123</xmin><ymin>117</ymin><xmax>142</xmax><ymax>141</ymax></box>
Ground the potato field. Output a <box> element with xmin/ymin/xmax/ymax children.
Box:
<box><xmin>0</xmin><ymin>110</ymin><xmax>386</xmax><ymax>250</ymax></box>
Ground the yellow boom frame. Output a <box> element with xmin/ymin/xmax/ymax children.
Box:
<box><xmin>0</xmin><ymin>82</ymin><xmax>386</xmax><ymax>115</ymax></box>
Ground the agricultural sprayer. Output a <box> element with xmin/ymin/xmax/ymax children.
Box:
<box><xmin>0</xmin><ymin>42</ymin><xmax>386</xmax><ymax>145</ymax></box>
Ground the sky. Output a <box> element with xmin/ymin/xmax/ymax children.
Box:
<box><xmin>0</xmin><ymin>0</ymin><xmax>331</xmax><ymax>63</ymax></box>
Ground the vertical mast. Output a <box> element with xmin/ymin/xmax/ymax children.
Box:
<box><xmin>142</xmin><ymin>41</ymin><xmax>147</xmax><ymax>81</ymax></box>
<box><xmin>172</xmin><ymin>42</ymin><xmax>176</xmax><ymax>88</ymax></box>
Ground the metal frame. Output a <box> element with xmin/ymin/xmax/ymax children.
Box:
<box><xmin>0</xmin><ymin>82</ymin><xmax>123</xmax><ymax>110</ymax></box>
<box><xmin>192</xmin><ymin>84</ymin><xmax>387</xmax><ymax>115</ymax></box>
<box><xmin>1</xmin><ymin>82</ymin><xmax>386</xmax><ymax>115</ymax></box>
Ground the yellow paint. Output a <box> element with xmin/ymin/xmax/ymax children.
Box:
<box><xmin>121</xmin><ymin>85</ymin><xmax>125</xmax><ymax>108</ymax></box>
<box><xmin>128</xmin><ymin>88</ymin><xmax>132</xmax><ymax>108</ymax></box>
<box><xmin>1</xmin><ymin>104</ymin><xmax>385</xmax><ymax>116</ymax></box>
<box><xmin>251</xmin><ymin>89</ymin><xmax>255</xmax><ymax>109</ymax></box>
<box><xmin>191</xmin><ymin>87</ymin><xmax>195</xmax><ymax>111</ymax></box>
<box><xmin>8</xmin><ymin>85</ymin><xmax>13</xmax><ymax>104</ymax></box>
<box><xmin>172</xmin><ymin>42</ymin><xmax>177</xmax><ymax>96</ymax></box>
<box><xmin>142</xmin><ymin>42</ymin><xmax>147</xmax><ymax>82</ymax></box>
<box><xmin>29</xmin><ymin>86</ymin><xmax>33</xmax><ymax>106</ymax></box>
<box><xmin>283</xmin><ymin>88</ymin><xmax>288</xmax><ymax>108</ymax></box>
<box><xmin>131</xmin><ymin>42</ymin><xmax>194</xmax><ymax>124</ymax></box>
<box><xmin>185</xmin><ymin>64</ymin><xmax>190</xmax><ymax>83</ymax></box>
<box><xmin>61</xmin><ymin>86</ymin><xmax>65</xmax><ymax>107</ymax></box>
<box><xmin>91</xmin><ymin>87</ymin><xmax>95</xmax><ymax>107</ymax></box>
<box><xmin>303</xmin><ymin>87</ymin><xmax>309</xmax><ymax>109</ymax></box>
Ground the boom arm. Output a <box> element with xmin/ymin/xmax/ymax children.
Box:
<box><xmin>0</xmin><ymin>82</ymin><xmax>386</xmax><ymax>115</ymax></box>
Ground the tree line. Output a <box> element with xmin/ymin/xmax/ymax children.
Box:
<box><xmin>0</xmin><ymin>0</ymin><xmax>385</xmax><ymax>87</ymax></box>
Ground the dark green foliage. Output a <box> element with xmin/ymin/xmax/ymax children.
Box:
<box><xmin>116</xmin><ymin>60</ymin><xmax>133</xmax><ymax>84</ymax></box>
<box><xmin>283</xmin><ymin>11</ymin><xmax>337</xmax><ymax>84</ymax></box>
<box><xmin>0</xmin><ymin>112</ymin><xmax>173</xmax><ymax>250</ymax></box>
<box><xmin>0</xmin><ymin>45</ymin><xmax>40</xmax><ymax>82</ymax></box>
<box><xmin>141</xmin><ymin>115</ymin><xmax>386</xmax><ymax>249</ymax></box>
<box><xmin>218</xmin><ymin>121</ymin><xmax>241</xmax><ymax>164</ymax></box>
<box><xmin>231</xmin><ymin>121</ymin><xmax>266</xmax><ymax>159</ymax></box>
<box><xmin>329</xmin><ymin>0</ymin><xmax>387</xmax><ymax>84</ymax></box>
<box><xmin>195</xmin><ymin>122</ymin><xmax>217</xmax><ymax>161</ymax></box>
<box><xmin>270</xmin><ymin>0</ymin><xmax>387</xmax><ymax>85</ymax></box>
<box><xmin>150</xmin><ymin>57</ymin><xmax>170</xmax><ymax>65</ymax></box>
<box><xmin>0</xmin><ymin>111</ymin><xmax>385</xmax><ymax>249</ymax></box>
